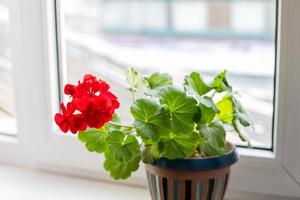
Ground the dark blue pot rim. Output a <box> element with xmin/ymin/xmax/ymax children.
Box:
<box><xmin>153</xmin><ymin>143</ymin><xmax>238</xmax><ymax>171</ymax></box>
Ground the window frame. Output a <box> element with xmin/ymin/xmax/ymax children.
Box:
<box><xmin>0</xmin><ymin>0</ymin><xmax>300</xmax><ymax>197</ymax></box>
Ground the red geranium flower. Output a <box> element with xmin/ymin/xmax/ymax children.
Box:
<box><xmin>54</xmin><ymin>103</ymin><xmax>87</xmax><ymax>134</ymax></box>
<box><xmin>54</xmin><ymin>74</ymin><xmax>119</xmax><ymax>134</ymax></box>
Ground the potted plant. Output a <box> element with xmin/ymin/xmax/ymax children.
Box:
<box><xmin>55</xmin><ymin>68</ymin><xmax>251</xmax><ymax>200</ymax></box>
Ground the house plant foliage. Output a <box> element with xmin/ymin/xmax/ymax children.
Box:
<box><xmin>55</xmin><ymin>68</ymin><xmax>251</xmax><ymax>180</ymax></box>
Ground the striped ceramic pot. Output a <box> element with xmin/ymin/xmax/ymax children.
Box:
<box><xmin>145</xmin><ymin>143</ymin><xmax>238</xmax><ymax>200</ymax></box>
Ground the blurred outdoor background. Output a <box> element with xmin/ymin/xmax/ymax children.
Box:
<box><xmin>0</xmin><ymin>0</ymin><xmax>276</xmax><ymax>148</ymax></box>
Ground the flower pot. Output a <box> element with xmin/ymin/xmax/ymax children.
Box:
<box><xmin>145</xmin><ymin>143</ymin><xmax>238</xmax><ymax>200</ymax></box>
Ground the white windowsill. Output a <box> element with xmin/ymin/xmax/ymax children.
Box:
<box><xmin>0</xmin><ymin>163</ymin><xmax>149</xmax><ymax>200</ymax></box>
<box><xmin>0</xmin><ymin>163</ymin><xmax>298</xmax><ymax>200</ymax></box>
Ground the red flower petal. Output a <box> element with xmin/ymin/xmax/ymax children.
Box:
<box><xmin>72</xmin><ymin>115</ymin><xmax>87</xmax><ymax>132</ymax></box>
<box><xmin>64</xmin><ymin>84</ymin><xmax>77</xmax><ymax>96</ymax></box>
<box><xmin>83</xmin><ymin>74</ymin><xmax>97</xmax><ymax>84</ymax></box>
<box><xmin>66</xmin><ymin>102</ymin><xmax>76</xmax><ymax>114</ymax></box>
<box><xmin>55</xmin><ymin>113</ymin><xmax>69</xmax><ymax>133</ymax></box>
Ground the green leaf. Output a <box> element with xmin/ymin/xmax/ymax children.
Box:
<box><xmin>200</xmin><ymin>140</ymin><xmax>226</xmax><ymax>157</ymax></box>
<box><xmin>131</xmin><ymin>98</ymin><xmax>171</xmax><ymax>141</ymax></box>
<box><xmin>126</xmin><ymin>68</ymin><xmax>148</xmax><ymax>94</ymax></box>
<box><xmin>234</xmin><ymin>100</ymin><xmax>251</xmax><ymax>127</ymax></box>
<box><xmin>199</xmin><ymin>103</ymin><xmax>215</xmax><ymax>124</ymax></box>
<box><xmin>111</xmin><ymin>113</ymin><xmax>121</xmax><ymax>123</ymax></box>
<box><xmin>184</xmin><ymin>72</ymin><xmax>212</xmax><ymax>96</ymax></box>
<box><xmin>222</xmin><ymin>76</ymin><xmax>232</xmax><ymax>91</ymax></box>
<box><xmin>104</xmin><ymin>152</ymin><xmax>140</xmax><ymax>180</ymax></box>
<box><xmin>159</xmin><ymin>132</ymin><xmax>199</xmax><ymax>159</ymax></box>
<box><xmin>233</xmin><ymin>118</ymin><xmax>251</xmax><ymax>146</ymax></box>
<box><xmin>216</xmin><ymin>95</ymin><xmax>234</xmax><ymax>123</ymax></box>
<box><xmin>211</xmin><ymin>70</ymin><xmax>228</xmax><ymax>92</ymax></box>
<box><xmin>199</xmin><ymin>122</ymin><xmax>227</xmax><ymax>156</ymax></box>
<box><xmin>217</xmin><ymin>94</ymin><xmax>251</xmax><ymax>126</ymax></box>
<box><xmin>159</xmin><ymin>86</ymin><xmax>198</xmax><ymax>133</ymax></box>
<box><xmin>193</xmin><ymin>106</ymin><xmax>202</xmax><ymax>123</ymax></box>
<box><xmin>216</xmin><ymin>94</ymin><xmax>251</xmax><ymax>145</ymax></box>
<box><xmin>78</xmin><ymin>128</ymin><xmax>109</xmax><ymax>153</ymax></box>
<box><xmin>146</xmin><ymin>72</ymin><xmax>172</xmax><ymax>89</ymax></box>
<box><xmin>106</xmin><ymin>113</ymin><xmax>122</xmax><ymax>131</ymax></box>
<box><xmin>199</xmin><ymin>96</ymin><xmax>219</xmax><ymax>113</ymax></box>
<box><xmin>142</xmin><ymin>144</ymin><xmax>160</xmax><ymax>164</ymax></box>
<box><xmin>106</xmin><ymin>131</ymin><xmax>140</xmax><ymax>161</ymax></box>
<box><xmin>237</xmin><ymin>112</ymin><xmax>251</xmax><ymax>127</ymax></box>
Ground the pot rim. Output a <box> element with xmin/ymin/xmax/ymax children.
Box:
<box><xmin>152</xmin><ymin>142</ymin><xmax>238</xmax><ymax>171</ymax></box>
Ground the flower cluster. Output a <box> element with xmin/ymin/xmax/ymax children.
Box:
<box><xmin>55</xmin><ymin>74</ymin><xmax>120</xmax><ymax>134</ymax></box>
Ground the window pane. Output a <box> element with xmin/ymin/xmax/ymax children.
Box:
<box><xmin>59</xmin><ymin>0</ymin><xmax>276</xmax><ymax>149</ymax></box>
<box><xmin>0</xmin><ymin>0</ymin><xmax>16</xmax><ymax>134</ymax></box>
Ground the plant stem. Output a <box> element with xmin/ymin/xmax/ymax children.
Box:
<box><xmin>211</xmin><ymin>90</ymin><xmax>217</xmax><ymax>98</ymax></box>
<box><xmin>131</xmin><ymin>91</ymin><xmax>136</xmax><ymax>102</ymax></box>
<box><xmin>123</xmin><ymin>129</ymin><xmax>136</xmax><ymax>135</ymax></box>
<box><xmin>108</xmin><ymin>121</ymin><xmax>135</xmax><ymax>129</ymax></box>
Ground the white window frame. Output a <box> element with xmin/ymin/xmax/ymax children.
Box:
<box><xmin>1</xmin><ymin>0</ymin><xmax>300</xmax><ymax>197</ymax></box>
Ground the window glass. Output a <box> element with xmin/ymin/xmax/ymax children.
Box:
<box><xmin>0</xmin><ymin>0</ymin><xmax>16</xmax><ymax>134</ymax></box>
<box><xmin>60</xmin><ymin>0</ymin><xmax>276</xmax><ymax>149</ymax></box>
